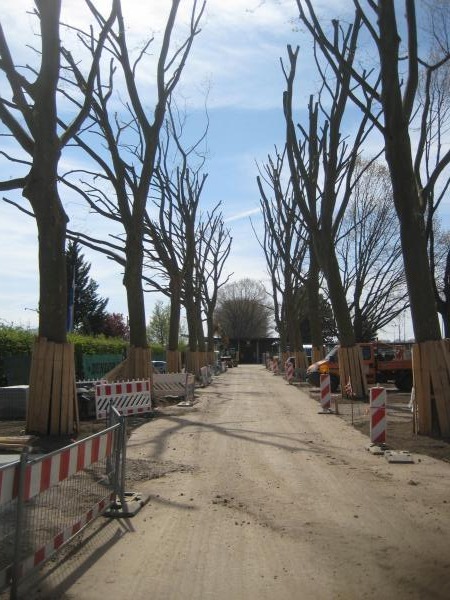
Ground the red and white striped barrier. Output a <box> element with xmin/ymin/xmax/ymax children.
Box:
<box><xmin>320</xmin><ymin>373</ymin><xmax>332</xmax><ymax>412</ymax></box>
<box><xmin>285</xmin><ymin>360</ymin><xmax>294</xmax><ymax>383</ymax></box>
<box><xmin>18</xmin><ymin>493</ymin><xmax>115</xmax><ymax>582</ymax></box>
<box><xmin>0</xmin><ymin>428</ymin><xmax>118</xmax><ymax>590</ymax></box>
<box><xmin>0</xmin><ymin>430</ymin><xmax>115</xmax><ymax>507</ymax></box>
<box><xmin>95</xmin><ymin>380</ymin><xmax>151</xmax><ymax>419</ymax></box>
<box><xmin>370</xmin><ymin>386</ymin><xmax>386</xmax><ymax>445</ymax></box>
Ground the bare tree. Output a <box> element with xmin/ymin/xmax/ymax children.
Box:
<box><xmin>61</xmin><ymin>0</ymin><xmax>205</xmax><ymax>379</ymax></box>
<box><xmin>196</xmin><ymin>207</ymin><xmax>233</xmax><ymax>355</ymax></box>
<box><xmin>0</xmin><ymin>0</ymin><xmax>116</xmax><ymax>434</ymax></box>
<box><xmin>282</xmin><ymin>41</ymin><xmax>377</xmax><ymax>397</ymax></box>
<box><xmin>296</xmin><ymin>0</ymin><xmax>450</xmax><ymax>434</ymax></box>
<box><xmin>337</xmin><ymin>161</ymin><xmax>409</xmax><ymax>341</ymax></box>
<box><xmin>255</xmin><ymin>147</ymin><xmax>312</xmax><ymax>368</ymax></box>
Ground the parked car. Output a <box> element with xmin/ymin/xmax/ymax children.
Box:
<box><xmin>152</xmin><ymin>360</ymin><xmax>167</xmax><ymax>374</ymax></box>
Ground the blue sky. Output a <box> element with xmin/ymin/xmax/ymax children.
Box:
<box><xmin>1</xmin><ymin>0</ymin><xmax>439</xmax><ymax>340</ymax></box>
<box><xmin>0</xmin><ymin>0</ymin><xmax>305</xmax><ymax>329</ymax></box>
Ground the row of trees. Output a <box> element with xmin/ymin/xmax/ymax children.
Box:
<box><xmin>0</xmin><ymin>1</ymin><xmax>232</xmax><ymax>434</ymax></box>
<box><xmin>256</xmin><ymin>0</ymin><xmax>450</xmax><ymax>433</ymax></box>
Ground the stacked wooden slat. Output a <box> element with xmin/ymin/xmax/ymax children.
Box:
<box><xmin>166</xmin><ymin>350</ymin><xmax>182</xmax><ymax>373</ymax></box>
<box><xmin>26</xmin><ymin>338</ymin><xmax>78</xmax><ymax>436</ymax></box>
<box><xmin>103</xmin><ymin>346</ymin><xmax>151</xmax><ymax>382</ymax></box>
<box><xmin>185</xmin><ymin>351</ymin><xmax>200</xmax><ymax>376</ymax></box>
<box><xmin>338</xmin><ymin>345</ymin><xmax>368</xmax><ymax>399</ymax></box>
<box><xmin>294</xmin><ymin>350</ymin><xmax>308</xmax><ymax>370</ymax></box>
<box><xmin>412</xmin><ymin>341</ymin><xmax>450</xmax><ymax>437</ymax></box>
<box><xmin>0</xmin><ymin>435</ymin><xmax>37</xmax><ymax>452</ymax></box>
<box><xmin>312</xmin><ymin>346</ymin><xmax>325</xmax><ymax>363</ymax></box>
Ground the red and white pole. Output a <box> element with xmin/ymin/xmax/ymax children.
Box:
<box><xmin>285</xmin><ymin>361</ymin><xmax>294</xmax><ymax>383</ymax></box>
<box><xmin>320</xmin><ymin>373</ymin><xmax>331</xmax><ymax>412</ymax></box>
<box><xmin>370</xmin><ymin>386</ymin><xmax>386</xmax><ymax>445</ymax></box>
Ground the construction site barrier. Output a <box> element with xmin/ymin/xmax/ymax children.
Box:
<box><xmin>285</xmin><ymin>361</ymin><xmax>294</xmax><ymax>384</ymax></box>
<box><xmin>370</xmin><ymin>386</ymin><xmax>386</xmax><ymax>445</ymax></box>
<box><xmin>95</xmin><ymin>379</ymin><xmax>151</xmax><ymax>419</ymax></box>
<box><xmin>320</xmin><ymin>374</ymin><xmax>332</xmax><ymax>412</ymax></box>
<box><xmin>0</xmin><ymin>407</ymin><xmax>126</xmax><ymax>598</ymax></box>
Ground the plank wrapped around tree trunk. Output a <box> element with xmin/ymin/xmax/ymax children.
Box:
<box><xmin>166</xmin><ymin>350</ymin><xmax>181</xmax><ymax>373</ymax></box>
<box><xmin>104</xmin><ymin>346</ymin><xmax>151</xmax><ymax>382</ymax></box>
<box><xmin>338</xmin><ymin>345</ymin><xmax>368</xmax><ymax>399</ymax></box>
<box><xmin>312</xmin><ymin>346</ymin><xmax>325</xmax><ymax>363</ymax></box>
<box><xmin>27</xmin><ymin>338</ymin><xmax>79</xmax><ymax>436</ymax></box>
<box><xmin>185</xmin><ymin>351</ymin><xmax>200</xmax><ymax>375</ymax></box>
<box><xmin>294</xmin><ymin>351</ymin><xmax>308</xmax><ymax>371</ymax></box>
<box><xmin>412</xmin><ymin>341</ymin><xmax>450</xmax><ymax>437</ymax></box>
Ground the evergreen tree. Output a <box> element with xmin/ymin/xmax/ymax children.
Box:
<box><xmin>66</xmin><ymin>241</ymin><xmax>108</xmax><ymax>334</ymax></box>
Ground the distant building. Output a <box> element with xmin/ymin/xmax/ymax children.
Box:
<box><xmin>224</xmin><ymin>337</ymin><xmax>280</xmax><ymax>364</ymax></box>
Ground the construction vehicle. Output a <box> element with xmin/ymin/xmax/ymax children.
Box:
<box><xmin>306</xmin><ymin>341</ymin><xmax>413</xmax><ymax>393</ymax></box>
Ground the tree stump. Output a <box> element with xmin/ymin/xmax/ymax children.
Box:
<box><xmin>27</xmin><ymin>338</ymin><xmax>79</xmax><ymax>436</ymax></box>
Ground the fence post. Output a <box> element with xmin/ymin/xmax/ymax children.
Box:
<box><xmin>11</xmin><ymin>450</ymin><xmax>28</xmax><ymax>600</ymax></box>
<box><xmin>119</xmin><ymin>414</ymin><xmax>127</xmax><ymax>509</ymax></box>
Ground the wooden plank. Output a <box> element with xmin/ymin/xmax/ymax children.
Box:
<box><xmin>347</xmin><ymin>347</ymin><xmax>358</xmax><ymax>397</ymax></box>
<box><xmin>26</xmin><ymin>339</ymin><xmax>43</xmax><ymax>429</ymax></box>
<box><xmin>357</xmin><ymin>345</ymin><xmax>369</xmax><ymax>397</ymax></box>
<box><xmin>67</xmin><ymin>344</ymin><xmax>75</xmax><ymax>434</ymax></box>
<box><xmin>35</xmin><ymin>341</ymin><xmax>55</xmax><ymax>434</ymax></box>
<box><xmin>50</xmin><ymin>343</ymin><xmax>63</xmax><ymax>436</ymax></box>
<box><xmin>429</xmin><ymin>341</ymin><xmax>450</xmax><ymax>436</ymax></box>
<box><xmin>339</xmin><ymin>347</ymin><xmax>351</xmax><ymax>398</ymax></box>
<box><xmin>59</xmin><ymin>343</ymin><xmax>71</xmax><ymax>435</ymax></box>
<box><xmin>417</xmin><ymin>342</ymin><xmax>433</xmax><ymax>434</ymax></box>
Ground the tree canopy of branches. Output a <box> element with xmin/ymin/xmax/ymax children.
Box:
<box><xmin>256</xmin><ymin>147</ymin><xmax>309</xmax><ymax>354</ymax></box>
<box><xmin>0</xmin><ymin>0</ymin><xmax>117</xmax><ymax>433</ymax></box>
<box><xmin>215</xmin><ymin>279</ymin><xmax>272</xmax><ymax>340</ymax></box>
<box><xmin>336</xmin><ymin>161</ymin><xmax>409</xmax><ymax>341</ymax></box>
<box><xmin>62</xmin><ymin>0</ymin><xmax>205</xmax><ymax>377</ymax></box>
<box><xmin>296</xmin><ymin>0</ymin><xmax>450</xmax><ymax>434</ymax></box>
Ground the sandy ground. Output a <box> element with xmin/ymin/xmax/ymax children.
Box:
<box><xmin>7</xmin><ymin>365</ymin><xmax>450</xmax><ymax>600</ymax></box>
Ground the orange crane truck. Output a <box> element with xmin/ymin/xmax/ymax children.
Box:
<box><xmin>306</xmin><ymin>342</ymin><xmax>413</xmax><ymax>393</ymax></box>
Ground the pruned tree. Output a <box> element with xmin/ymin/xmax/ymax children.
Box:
<box><xmin>296</xmin><ymin>0</ymin><xmax>450</xmax><ymax>434</ymax></box>
<box><xmin>336</xmin><ymin>161</ymin><xmax>409</xmax><ymax>341</ymax></box>
<box><xmin>196</xmin><ymin>206</ymin><xmax>233</xmax><ymax>356</ymax></box>
<box><xmin>0</xmin><ymin>0</ymin><xmax>117</xmax><ymax>434</ymax></box>
<box><xmin>255</xmin><ymin>146</ymin><xmax>312</xmax><ymax>369</ymax></box>
<box><xmin>61</xmin><ymin>0</ymin><xmax>206</xmax><ymax>380</ymax></box>
<box><xmin>282</xmin><ymin>40</ymin><xmax>377</xmax><ymax>397</ymax></box>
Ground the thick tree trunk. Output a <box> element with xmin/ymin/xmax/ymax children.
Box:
<box><xmin>306</xmin><ymin>243</ymin><xmax>324</xmax><ymax>354</ymax></box>
<box><xmin>168</xmin><ymin>276</ymin><xmax>182</xmax><ymax>352</ymax></box>
<box><xmin>124</xmin><ymin>230</ymin><xmax>148</xmax><ymax>349</ymax></box>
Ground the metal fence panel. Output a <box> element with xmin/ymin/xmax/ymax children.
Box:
<box><xmin>0</xmin><ymin>412</ymin><xmax>125</xmax><ymax>597</ymax></box>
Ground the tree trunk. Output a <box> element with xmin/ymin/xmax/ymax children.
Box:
<box><xmin>124</xmin><ymin>229</ymin><xmax>148</xmax><ymax>349</ymax></box>
<box><xmin>306</xmin><ymin>243</ymin><xmax>324</xmax><ymax>354</ymax></box>
<box><xmin>314</xmin><ymin>233</ymin><xmax>367</xmax><ymax>397</ymax></box>
<box><xmin>168</xmin><ymin>276</ymin><xmax>182</xmax><ymax>352</ymax></box>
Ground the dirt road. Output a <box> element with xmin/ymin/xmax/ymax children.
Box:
<box><xmin>25</xmin><ymin>365</ymin><xmax>450</xmax><ymax>599</ymax></box>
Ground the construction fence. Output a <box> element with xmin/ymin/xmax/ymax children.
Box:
<box><xmin>0</xmin><ymin>407</ymin><xmax>126</xmax><ymax>599</ymax></box>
